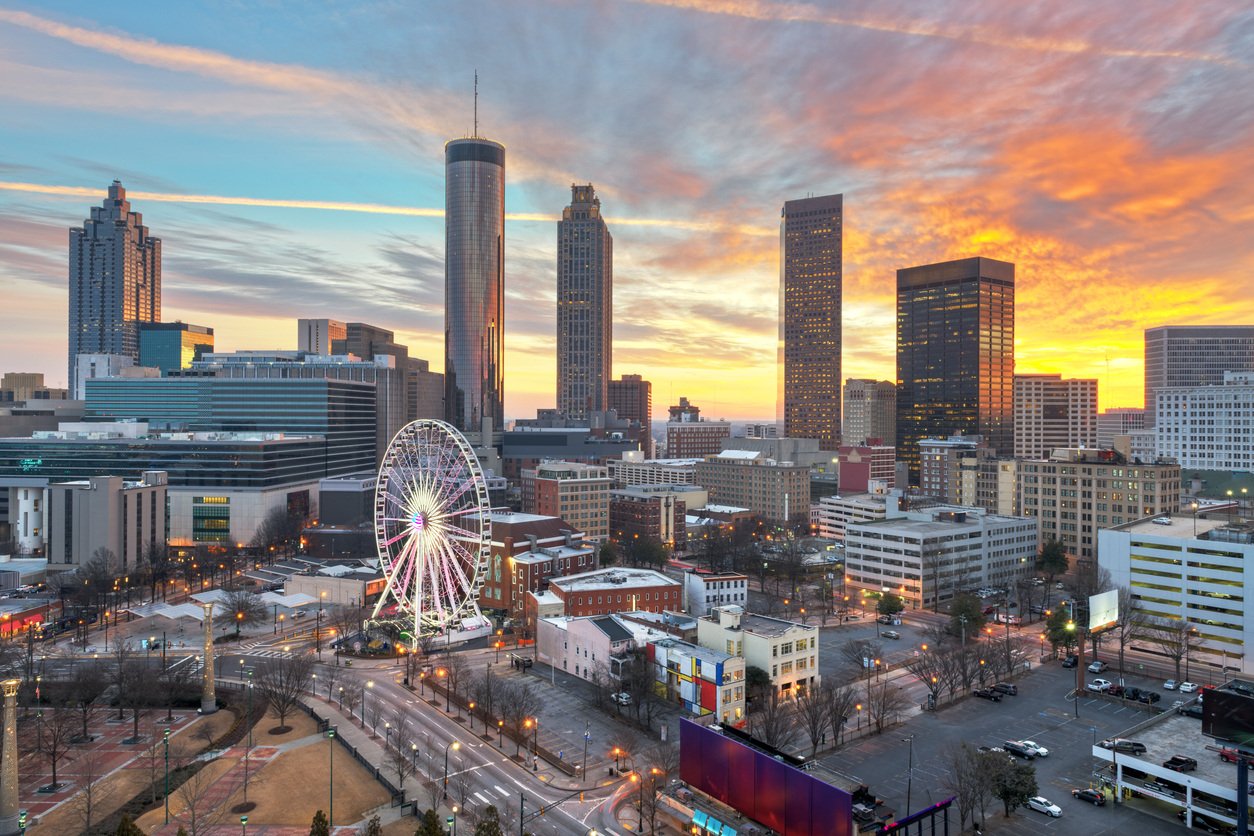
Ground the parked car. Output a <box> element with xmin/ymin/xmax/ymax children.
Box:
<box><xmin>881</xmin><ymin>630</ymin><xmax>901</xmax><ymax>640</ymax></box>
<box><xmin>1138</xmin><ymin>690</ymin><xmax>1161</xmax><ymax>704</ymax></box>
<box><xmin>1087</xmin><ymin>660</ymin><xmax>1108</xmax><ymax>673</ymax></box>
<box><xmin>1088</xmin><ymin>678</ymin><xmax>1113</xmax><ymax>692</ymax></box>
<box><xmin>1219</xmin><ymin>747</ymin><xmax>1246</xmax><ymax>763</ymax></box>
<box><xmin>1164</xmin><ymin>679</ymin><xmax>1178</xmax><ymax>690</ymax></box>
<box><xmin>973</xmin><ymin>688</ymin><xmax>1002</xmax><ymax>702</ymax></box>
<box><xmin>1021</xmin><ymin>740</ymin><xmax>1049</xmax><ymax>757</ymax></box>
<box><xmin>1164</xmin><ymin>755</ymin><xmax>1199</xmax><ymax>773</ymax></box>
<box><xmin>1180</xmin><ymin>681</ymin><xmax>1199</xmax><ymax>693</ymax></box>
<box><xmin>1027</xmin><ymin>796</ymin><xmax>1062</xmax><ymax>817</ymax></box>
<box><xmin>1099</xmin><ymin>739</ymin><xmax>1148</xmax><ymax>754</ymax></box>
<box><xmin>877</xmin><ymin>614</ymin><xmax>895</xmax><ymax>624</ymax></box>
<box><xmin>1056</xmin><ymin>582</ymin><xmax>1066</xmax><ymax>589</ymax></box>
<box><xmin>1123</xmin><ymin>686</ymin><xmax>1143</xmax><ymax>701</ymax></box>
<box><xmin>1002</xmin><ymin>741</ymin><xmax>1037</xmax><ymax>759</ymax></box>
<box><xmin>1177</xmin><ymin>811</ymin><xmax>1227</xmax><ymax>834</ymax></box>
<box><xmin>1061</xmin><ymin>655</ymin><xmax>1078</xmax><ymax>668</ymax></box>
<box><xmin>610</xmin><ymin>692</ymin><xmax>632</xmax><ymax>706</ymax></box>
<box><xmin>1107</xmin><ymin>685</ymin><xmax>1125</xmax><ymax>697</ymax></box>
<box><xmin>1071</xmin><ymin>788</ymin><xmax>1106</xmax><ymax>806</ymax></box>
<box><xmin>1178</xmin><ymin>703</ymin><xmax>1204</xmax><ymax>719</ymax></box>
<box><xmin>293</xmin><ymin>609</ymin><xmax>308</xmax><ymax>618</ymax></box>
<box><xmin>993</xmin><ymin>682</ymin><xmax>1018</xmax><ymax>696</ymax></box>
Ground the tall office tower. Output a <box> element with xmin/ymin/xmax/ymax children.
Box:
<box><xmin>297</xmin><ymin>319</ymin><xmax>347</xmax><ymax>354</ymax></box>
<box><xmin>139</xmin><ymin>322</ymin><xmax>214</xmax><ymax>374</ymax></box>
<box><xmin>1096</xmin><ymin>407</ymin><xmax>1145</xmax><ymax>449</ymax></box>
<box><xmin>556</xmin><ymin>184</ymin><xmax>613</xmax><ymax>421</ymax></box>
<box><xmin>444</xmin><ymin>136</ymin><xmax>506</xmax><ymax>439</ymax></box>
<box><xmin>842</xmin><ymin>379</ymin><xmax>895</xmax><ymax>446</ymax></box>
<box><xmin>896</xmin><ymin>257</ymin><xmax>1015</xmax><ymax>483</ymax></box>
<box><xmin>68</xmin><ymin>181</ymin><xmax>161</xmax><ymax>396</ymax></box>
<box><xmin>1012</xmin><ymin>373</ymin><xmax>1097</xmax><ymax>459</ymax></box>
<box><xmin>1144</xmin><ymin>325</ymin><xmax>1254</xmax><ymax>426</ymax></box>
<box><xmin>779</xmin><ymin>194</ymin><xmax>843</xmax><ymax>450</ymax></box>
<box><xmin>608</xmin><ymin>374</ymin><xmax>652</xmax><ymax>425</ymax></box>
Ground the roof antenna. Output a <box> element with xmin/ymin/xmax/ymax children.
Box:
<box><xmin>473</xmin><ymin>69</ymin><xmax>479</xmax><ymax>138</ymax></box>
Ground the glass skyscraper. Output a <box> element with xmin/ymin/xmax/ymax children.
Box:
<box><xmin>557</xmin><ymin>184</ymin><xmax>613</xmax><ymax>421</ymax></box>
<box><xmin>68</xmin><ymin>181</ymin><xmax>161</xmax><ymax>391</ymax></box>
<box><xmin>139</xmin><ymin>322</ymin><xmax>214</xmax><ymax>373</ymax></box>
<box><xmin>444</xmin><ymin>137</ymin><xmax>505</xmax><ymax>437</ymax></box>
<box><xmin>780</xmin><ymin>194</ymin><xmax>843</xmax><ymax>450</ymax></box>
<box><xmin>896</xmin><ymin>257</ymin><xmax>1015</xmax><ymax>483</ymax></box>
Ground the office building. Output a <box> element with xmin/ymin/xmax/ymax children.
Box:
<box><xmin>297</xmin><ymin>319</ymin><xmax>347</xmax><ymax>354</ymax></box>
<box><xmin>478</xmin><ymin>511</ymin><xmax>596</xmax><ymax>627</ymax></box>
<box><xmin>845</xmin><ymin>505</ymin><xmax>1037</xmax><ymax>611</ymax></box>
<box><xmin>522</xmin><ymin>461</ymin><xmax>612</xmax><ymax>543</ymax></box>
<box><xmin>1155</xmin><ymin>372</ymin><xmax>1254</xmax><ymax>472</ymax></box>
<box><xmin>72</xmin><ymin>354</ymin><xmax>138</xmax><ymax>402</ymax></box>
<box><xmin>842</xmin><ymin>379</ymin><xmax>895</xmax><ymax>446</ymax></box>
<box><xmin>816</xmin><ymin>493</ymin><xmax>891</xmax><ymax>542</ymax></box>
<box><xmin>607</xmin><ymin>453</ymin><xmax>700</xmax><ymax>487</ymax></box>
<box><xmin>684</xmin><ymin>570</ymin><xmax>748</xmax><ymax>618</ymax></box>
<box><xmin>779</xmin><ymin>194</ymin><xmax>843</xmax><ymax>449</ymax></box>
<box><xmin>666</xmin><ymin>399</ymin><xmax>730</xmax><ymax>458</ymax></box>
<box><xmin>445</xmin><ymin>136</ymin><xmax>505</xmax><ymax>439</ymax></box>
<box><xmin>744</xmin><ymin>423</ymin><xmax>778</xmax><ymax>439</ymax></box>
<box><xmin>556</xmin><ymin>184</ymin><xmax>613</xmax><ymax>421</ymax></box>
<box><xmin>84</xmin><ymin>376</ymin><xmax>376</xmax><ymax>475</ymax></box>
<box><xmin>693</xmin><ymin>450</ymin><xmax>810</xmax><ymax>528</ymax></box>
<box><xmin>1018</xmin><ymin>448</ymin><xmax>1180</xmax><ymax>560</ymax></box>
<box><xmin>717</xmin><ymin>436</ymin><xmax>829</xmax><ymax>469</ymax></box>
<box><xmin>68</xmin><ymin>181</ymin><xmax>161</xmax><ymax>395</ymax></box>
<box><xmin>696</xmin><ymin>605</ymin><xmax>819</xmax><ymax>698</ymax></box>
<box><xmin>608</xmin><ymin>374</ymin><xmax>652</xmax><ymax>425</ymax></box>
<box><xmin>537</xmin><ymin>614</ymin><xmax>640</xmax><ymax>685</ymax></box>
<box><xmin>1013</xmin><ymin>373</ymin><xmax>1097</xmax><ymax>459</ymax></box>
<box><xmin>896</xmin><ymin>257</ymin><xmax>1015</xmax><ymax>482</ymax></box>
<box><xmin>1097</xmin><ymin>408</ymin><xmax>1145</xmax><ymax>449</ymax></box>
<box><xmin>609</xmin><ymin>484</ymin><xmax>704</xmax><ymax>548</ymax></box>
<box><xmin>45</xmin><ymin>471</ymin><xmax>168</xmax><ymax>573</ymax></box>
<box><xmin>0</xmin><ymin>373</ymin><xmax>68</xmax><ymax>403</ymax></box>
<box><xmin>648</xmin><ymin>637</ymin><xmax>746</xmax><ymax>724</ymax></box>
<box><xmin>1100</xmin><ymin>514</ymin><xmax>1253</xmax><ymax>674</ymax></box>
<box><xmin>834</xmin><ymin>445</ymin><xmax>896</xmax><ymax>492</ymax></box>
<box><xmin>503</xmin><ymin>428</ymin><xmax>639</xmax><ymax>483</ymax></box>
<box><xmin>546</xmin><ymin>567</ymin><xmax>683</xmax><ymax>617</ymax></box>
<box><xmin>139</xmin><ymin>322</ymin><xmax>214</xmax><ymax>373</ymax></box>
<box><xmin>1144</xmin><ymin>325</ymin><xmax>1254</xmax><ymax>426</ymax></box>
<box><xmin>918</xmin><ymin>436</ymin><xmax>984</xmax><ymax>502</ymax></box>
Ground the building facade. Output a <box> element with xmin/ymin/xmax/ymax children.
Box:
<box><xmin>666</xmin><ymin>421</ymin><xmax>731</xmax><ymax>459</ymax></box>
<box><xmin>834</xmin><ymin>445</ymin><xmax>896</xmax><ymax>492</ymax></box>
<box><xmin>1096</xmin><ymin>408</ymin><xmax>1145</xmax><ymax>449</ymax></box>
<box><xmin>844</xmin><ymin>506</ymin><xmax>1037</xmax><ymax>611</ymax></box>
<box><xmin>696</xmin><ymin>605</ymin><xmax>819</xmax><ymax>698</ymax></box>
<box><xmin>45</xmin><ymin>471</ymin><xmax>168</xmax><ymax>572</ymax></box>
<box><xmin>609</xmin><ymin>484</ymin><xmax>701</xmax><ymax>548</ymax></box>
<box><xmin>521</xmin><ymin>461</ymin><xmax>612</xmax><ymax>543</ymax></box>
<box><xmin>297</xmin><ymin>319</ymin><xmax>347</xmax><ymax>354</ymax></box>
<box><xmin>556</xmin><ymin>184</ymin><xmax>613</xmax><ymax>421</ymax></box>
<box><xmin>816</xmin><ymin>493</ymin><xmax>891</xmax><ymax>541</ymax></box>
<box><xmin>842</xmin><ymin>379</ymin><xmax>895</xmax><ymax>446</ymax></box>
<box><xmin>68</xmin><ymin>181</ymin><xmax>161</xmax><ymax>395</ymax></box>
<box><xmin>139</xmin><ymin>322</ymin><xmax>214</xmax><ymax>374</ymax></box>
<box><xmin>648</xmin><ymin>637</ymin><xmax>745</xmax><ymax>725</ymax></box>
<box><xmin>608</xmin><ymin>453</ymin><xmax>699</xmax><ymax>487</ymax></box>
<box><xmin>693</xmin><ymin>450</ymin><xmax>810</xmax><ymax>528</ymax></box>
<box><xmin>683</xmin><ymin>570</ymin><xmax>748</xmax><ymax>617</ymax></box>
<box><xmin>548</xmin><ymin>567</ymin><xmax>682</xmax><ymax>617</ymax></box>
<box><xmin>445</xmin><ymin>137</ymin><xmax>506</xmax><ymax>439</ymax></box>
<box><xmin>608</xmin><ymin>374</ymin><xmax>652</xmax><ymax>425</ymax></box>
<box><xmin>538</xmin><ymin>614</ymin><xmax>638</xmax><ymax>684</ymax></box>
<box><xmin>1013</xmin><ymin>373</ymin><xmax>1097</xmax><ymax>459</ymax></box>
<box><xmin>1017</xmin><ymin>448</ymin><xmax>1181</xmax><ymax>560</ymax></box>
<box><xmin>1155</xmin><ymin>372</ymin><xmax>1254</xmax><ymax>472</ymax></box>
<box><xmin>1144</xmin><ymin>325</ymin><xmax>1254</xmax><ymax>426</ymax></box>
<box><xmin>896</xmin><ymin>257</ymin><xmax>1015</xmax><ymax>482</ymax></box>
<box><xmin>477</xmin><ymin>511</ymin><xmax>596</xmax><ymax>629</ymax></box>
<box><xmin>780</xmin><ymin>194</ymin><xmax>843</xmax><ymax>450</ymax></box>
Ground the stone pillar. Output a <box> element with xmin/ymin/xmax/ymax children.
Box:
<box><xmin>0</xmin><ymin>678</ymin><xmax>21</xmax><ymax>836</ymax></box>
<box><xmin>201</xmin><ymin>603</ymin><xmax>217</xmax><ymax>714</ymax></box>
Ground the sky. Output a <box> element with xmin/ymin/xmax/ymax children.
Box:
<box><xmin>1</xmin><ymin>1</ymin><xmax>1252</xmax><ymax>421</ymax></box>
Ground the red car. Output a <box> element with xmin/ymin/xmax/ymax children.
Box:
<box><xmin>1220</xmin><ymin>747</ymin><xmax>1247</xmax><ymax>763</ymax></box>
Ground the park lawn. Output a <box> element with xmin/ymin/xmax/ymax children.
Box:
<box><xmin>252</xmin><ymin>708</ymin><xmax>318</xmax><ymax>745</ymax></box>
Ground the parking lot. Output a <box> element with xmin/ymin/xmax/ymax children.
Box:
<box><xmin>820</xmin><ymin>655</ymin><xmax>1192</xmax><ymax>834</ymax></box>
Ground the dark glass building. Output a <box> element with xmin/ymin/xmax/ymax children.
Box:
<box><xmin>896</xmin><ymin>257</ymin><xmax>1015</xmax><ymax>483</ymax></box>
<box><xmin>445</xmin><ymin>137</ymin><xmax>505</xmax><ymax>438</ymax></box>
<box><xmin>139</xmin><ymin>322</ymin><xmax>214</xmax><ymax>373</ymax></box>
<box><xmin>780</xmin><ymin>194</ymin><xmax>843</xmax><ymax>450</ymax></box>
<box><xmin>82</xmin><ymin>377</ymin><xmax>377</xmax><ymax>474</ymax></box>
<box><xmin>557</xmin><ymin>184</ymin><xmax>613</xmax><ymax>421</ymax></box>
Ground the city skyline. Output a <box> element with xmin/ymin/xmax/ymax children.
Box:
<box><xmin>2</xmin><ymin>4</ymin><xmax>1253</xmax><ymax>419</ymax></box>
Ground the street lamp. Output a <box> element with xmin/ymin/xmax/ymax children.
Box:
<box><xmin>103</xmin><ymin>612</ymin><xmax>110</xmax><ymax>652</ymax></box>
<box><xmin>337</xmin><ymin>686</ymin><xmax>344</xmax><ymax>710</ymax></box>
<box><xmin>497</xmin><ymin>720</ymin><xmax>503</xmax><ymax>748</ymax></box>
<box><xmin>240</xmin><ymin>815</ymin><xmax>248</xmax><ymax>836</ymax></box>
<box><xmin>903</xmin><ymin>734</ymin><xmax>915</xmax><ymax>814</ymax></box>
<box><xmin>468</xmin><ymin>701</ymin><xmax>476</xmax><ymax>732</ymax></box>
<box><xmin>438</xmin><ymin>667</ymin><xmax>450</xmax><ymax>712</ymax></box>
<box><xmin>443</xmin><ymin>740</ymin><xmax>461</xmax><ymax>797</ymax></box>
<box><xmin>411</xmin><ymin>742</ymin><xmax>419</xmax><ymax>773</ymax></box>
<box><xmin>385</xmin><ymin>721</ymin><xmax>392</xmax><ymax>750</ymax></box>
<box><xmin>327</xmin><ymin>727</ymin><xmax>336</xmax><ymax>827</ymax></box>
<box><xmin>525</xmin><ymin>717</ymin><xmax>539</xmax><ymax>769</ymax></box>
<box><xmin>163</xmin><ymin>728</ymin><xmax>171</xmax><ymax>824</ymax></box>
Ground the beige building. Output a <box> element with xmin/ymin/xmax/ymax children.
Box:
<box><xmin>693</xmin><ymin>450</ymin><xmax>810</xmax><ymax>528</ymax></box>
<box><xmin>842</xmin><ymin>379</ymin><xmax>895</xmax><ymax>446</ymax></box>
<box><xmin>607</xmin><ymin>452</ymin><xmax>699</xmax><ymax>486</ymax></box>
<box><xmin>45</xmin><ymin>471</ymin><xmax>168</xmax><ymax>572</ymax></box>
<box><xmin>696</xmin><ymin>605</ymin><xmax>819</xmax><ymax>698</ymax></box>
<box><xmin>1017</xmin><ymin>448</ymin><xmax>1180</xmax><ymax>560</ymax></box>
<box><xmin>1013</xmin><ymin>373</ymin><xmax>1097</xmax><ymax>459</ymax></box>
<box><xmin>521</xmin><ymin>461</ymin><xmax>612</xmax><ymax>543</ymax></box>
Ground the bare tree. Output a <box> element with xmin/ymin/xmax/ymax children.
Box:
<box><xmin>67</xmin><ymin>660</ymin><xmax>106</xmax><ymax>741</ymax></box>
<box><xmin>794</xmin><ymin>683</ymin><xmax>831</xmax><ymax>757</ymax></box>
<box><xmin>864</xmin><ymin>680</ymin><xmax>909</xmax><ymax>734</ymax></box>
<box><xmin>31</xmin><ymin>706</ymin><xmax>77</xmax><ymax>789</ymax></box>
<box><xmin>839</xmin><ymin>638</ymin><xmax>883</xmax><ymax>680</ymax></box>
<box><xmin>444</xmin><ymin>652</ymin><xmax>470</xmax><ymax>709</ymax></box>
<box><xmin>749</xmin><ymin>689</ymin><xmax>797</xmax><ymax>750</ymax></box>
<box><xmin>498</xmin><ymin>681</ymin><xmax>541</xmax><ymax>756</ymax></box>
<box><xmin>69</xmin><ymin>746</ymin><xmax>115</xmax><ymax>833</ymax></box>
<box><xmin>384</xmin><ymin>711</ymin><xmax>417</xmax><ymax>790</ymax></box>
<box><xmin>214</xmin><ymin>588</ymin><xmax>267</xmax><ymax>638</ymax></box>
<box><xmin>1142</xmin><ymin>616</ymin><xmax>1192</xmax><ymax>681</ymax></box>
<box><xmin>109</xmin><ymin>640</ymin><xmax>136</xmax><ymax>720</ymax></box>
<box><xmin>256</xmin><ymin>653</ymin><xmax>315</xmax><ymax>732</ymax></box>
<box><xmin>175</xmin><ymin>761</ymin><xmax>240</xmax><ymax>836</ymax></box>
<box><xmin>1111</xmin><ymin>587</ymin><xmax>1148</xmax><ymax>678</ymax></box>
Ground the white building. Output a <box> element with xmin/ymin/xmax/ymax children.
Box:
<box><xmin>1155</xmin><ymin>372</ymin><xmax>1254</xmax><ymax>472</ymax></box>
<box><xmin>1097</xmin><ymin>407</ymin><xmax>1145</xmax><ymax>449</ymax></box>
<box><xmin>607</xmin><ymin>452</ymin><xmax>701</xmax><ymax>487</ymax></box>
<box><xmin>816</xmin><ymin>492</ymin><xmax>891</xmax><ymax>541</ymax></box>
<box><xmin>45</xmin><ymin>471</ymin><xmax>168</xmax><ymax>572</ymax></box>
<box><xmin>696</xmin><ymin>605</ymin><xmax>819</xmax><ymax>698</ymax></box>
<box><xmin>845</xmin><ymin>505</ymin><xmax>1038</xmax><ymax>611</ymax></box>
<box><xmin>683</xmin><ymin>570</ymin><xmax>748</xmax><ymax>617</ymax></box>
<box><xmin>536</xmin><ymin>614</ymin><xmax>639</xmax><ymax>684</ymax></box>
<box><xmin>1012</xmin><ymin>373</ymin><xmax>1098</xmax><ymax>459</ymax></box>
<box><xmin>1099</xmin><ymin>513</ymin><xmax>1253</xmax><ymax>674</ymax></box>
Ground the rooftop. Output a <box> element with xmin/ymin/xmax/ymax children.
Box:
<box><xmin>652</xmin><ymin>636</ymin><xmax>737</xmax><ymax>665</ymax></box>
<box><xmin>549</xmin><ymin>567</ymin><xmax>679</xmax><ymax>592</ymax></box>
<box><xmin>1113</xmin><ymin>514</ymin><xmax>1230</xmax><ymax>539</ymax></box>
<box><xmin>702</xmin><ymin>504</ymin><xmax>751</xmax><ymax>514</ymax></box>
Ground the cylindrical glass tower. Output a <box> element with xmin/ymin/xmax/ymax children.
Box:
<box><xmin>444</xmin><ymin>137</ymin><xmax>505</xmax><ymax>437</ymax></box>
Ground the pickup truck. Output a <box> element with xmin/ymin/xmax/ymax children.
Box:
<box><xmin>1164</xmin><ymin>755</ymin><xmax>1198</xmax><ymax>773</ymax></box>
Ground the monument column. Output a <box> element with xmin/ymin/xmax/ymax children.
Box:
<box><xmin>201</xmin><ymin>603</ymin><xmax>217</xmax><ymax>714</ymax></box>
<box><xmin>0</xmin><ymin>678</ymin><xmax>21</xmax><ymax>836</ymax></box>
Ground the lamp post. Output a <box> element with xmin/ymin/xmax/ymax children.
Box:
<box><xmin>903</xmin><ymin>734</ymin><xmax>915</xmax><ymax>814</ymax></box>
<box><xmin>337</xmin><ymin>686</ymin><xmax>344</xmax><ymax>710</ymax></box>
<box><xmin>327</xmin><ymin>727</ymin><xmax>336</xmax><ymax>828</ymax></box>
<box><xmin>272</xmin><ymin>604</ymin><xmax>278</xmax><ymax>634</ymax></box>
<box><xmin>468</xmin><ymin>701</ymin><xmax>476</xmax><ymax>732</ymax></box>
<box><xmin>385</xmin><ymin>721</ymin><xmax>392</xmax><ymax>750</ymax></box>
<box><xmin>163</xmin><ymin>728</ymin><xmax>171</xmax><ymax>824</ymax></box>
<box><xmin>364</xmin><ymin>680</ymin><xmax>374</xmax><ymax>728</ymax></box>
<box><xmin>525</xmin><ymin>717</ymin><xmax>538</xmax><ymax>770</ymax></box>
<box><xmin>103</xmin><ymin>612</ymin><xmax>110</xmax><ymax>652</ymax></box>
<box><xmin>439</xmin><ymin>668</ymin><xmax>450</xmax><ymax>712</ymax></box>
<box><xmin>443</xmin><ymin>741</ymin><xmax>461</xmax><ymax>798</ymax></box>
<box><xmin>411</xmin><ymin>742</ymin><xmax>419</xmax><ymax>773</ymax></box>
<box><xmin>497</xmin><ymin>720</ymin><xmax>503</xmax><ymax>748</ymax></box>
<box><xmin>240</xmin><ymin>815</ymin><xmax>248</xmax><ymax>836</ymax></box>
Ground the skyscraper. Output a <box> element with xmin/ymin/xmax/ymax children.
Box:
<box><xmin>556</xmin><ymin>184</ymin><xmax>613</xmax><ymax>421</ymax></box>
<box><xmin>607</xmin><ymin>374</ymin><xmax>652</xmax><ymax>425</ymax></box>
<box><xmin>896</xmin><ymin>257</ymin><xmax>1015</xmax><ymax>483</ymax></box>
<box><xmin>842</xmin><ymin>379</ymin><xmax>895</xmax><ymax>446</ymax></box>
<box><xmin>68</xmin><ymin>181</ymin><xmax>161</xmax><ymax>395</ymax></box>
<box><xmin>779</xmin><ymin>194</ymin><xmax>842</xmax><ymax>450</ymax></box>
<box><xmin>139</xmin><ymin>322</ymin><xmax>214</xmax><ymax>374</ymax></box>
<box><xmin>1143</xmin><ymin>325</ymin><xmax>1254</xmax><ymax>426</ymax></box>
<box><xmin>444</xmin><ymin>137</ymin><xmax>505</xmax><ymax>438</ymax></box>
<box><xmin>1012</xmin><ymin>373</ymin><xmax>1097</xmax><ymax>459</ymax></box>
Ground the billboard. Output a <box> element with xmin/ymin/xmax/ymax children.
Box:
<box><xmin>680</xmin><ymin>719</ymin><xmax>853</xmax><ymax>836</ymax></box>
<box><xmin>1088</xmin><ymin>589</ymin><xmax>1119</xmax><ymax>633</ymax></box>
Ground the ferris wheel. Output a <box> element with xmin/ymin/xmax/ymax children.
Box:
<box><xmin>371</xmin><ymin>419</ymin><xmax>491</xmax><ymax>640</ymax></box>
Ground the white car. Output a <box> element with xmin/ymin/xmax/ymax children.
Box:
<box><xmin>1164</xmin><ymin>679</ymin><xmax>1177</xmax><ymax>690</ymax></box>
<box><xmin>1021</xmin><ymin>740</ymin><xmax>1049</xmax><ymax>758</ymax></box>
<box><xmin>1179</xmin><ymin>681</ymin><xmax>1199</xmax><ymax>693</ymax></box>
<box><xmin>610</xmin><ymin>692</ymin><xmax>632</xmax><ymax>706</ymax></box>
<box><xmin>1087</xmin><ymin>660</ymin><xmax>1108</xmax><ymax>673</ymax></box>
<box><xmin>1027</xmin><ymin>796</ymin><xmax>1062</xmax><ymax>817</ymax></box>
<box><xmin>1087</xmin><ymin>679</ymin><xmax>1113</xmax><ymax>692</ymax></box>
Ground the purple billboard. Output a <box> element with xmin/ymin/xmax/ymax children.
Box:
<box><xmin>680</xmin><ymin>719</ymin><xmax>854</xmax><ymax>836</ymax></box>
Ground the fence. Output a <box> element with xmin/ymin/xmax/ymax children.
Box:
<box><xmin>295</xmin><ymin>697</ymin><xmax>408</xmax><ymax>807</ymax></box>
